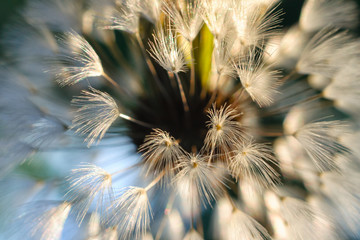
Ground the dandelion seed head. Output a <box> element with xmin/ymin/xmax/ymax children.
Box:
<box><xmin>1</xmin><ymin>0</ymin><xmax>360</xmax><ymax>239</ymax></box>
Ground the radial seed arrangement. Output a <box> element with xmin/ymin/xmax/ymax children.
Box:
<box><xmin>1</xmin><ymin>0</ymin><xmax>360</xmax><ymax>239</ymax></box>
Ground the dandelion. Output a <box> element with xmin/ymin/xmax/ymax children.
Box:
<box><xmin>1</xmin><ymin>0</ymin><xmax>360</xmax><ymax>239</ymax></box>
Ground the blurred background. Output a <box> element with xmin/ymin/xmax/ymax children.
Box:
<box><xmin>0</xmin><ymin>0</ymin><xmax>303</xmax><ymax>30</ymax></box>
<box><xmin>0</xmin><ymin>0</ymin><xmax>25</xmax><ymax>29</ymax></box>
<box><xmin>2</xmin><ymin>0</ymin><xmax>360</xmax><ymax>34</ymax></box>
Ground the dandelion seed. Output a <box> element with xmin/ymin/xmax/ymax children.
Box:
<box><xmin>173</xmin><ymin>154</ymin><xmax>225</xmax><ymax>210</ymax></box>
<box><xmin>54</xmin><ymin>31</ymin><xmax>104</xmax><ymax>86</ymax></box>
<box><xmin>323</xmin><ymin>58</ymin><xmax>360</xmax><ymax>117</ymax></box>
<box><xmin>64</xmin><ymin>164</ymin><xmax>113</xmax><ymax>224</ymax></box>
<box><xmin>280</xmin><ymin>197</ymin><xmax>328</xmax><ymax>240</ymax></box>
<box><xmin>229</xmin><ymin>140</ymin><xmax>279</xmax><ymax>190</ymax></box>
<box><xmin>24</xmin><ymin>116</ymin><xmax>66</xmax><ymax>148</ymax></box>
<box><xmin>13</xmin><ymin>201</ymin><xmax>71</xmax><ymax>240</ymax></box>
<box><xmin>163</xmin><ymin>0</ymin><xmax>204</xmax><ymax>42</ymax></box>
<box><xmin>99</xmin><ymin>4</ymin><xmax>139</xmax><ymax>34</ymax></box>
<box><xmin>268</xmin><ymin>25</ymin><xmax>310</xmax><ymax>65</ymax></box>
<box><xmin>306</xmin><ymin>195</ymin><xmax>340</xmax><ymax>240</ymax></box>
<box><xmin>127</xmin><ymin>0</ymin><xmax>162</xmax><ymax>24</ymax></box>
<box><xmin>201</xmin><ymin>0</ymin><xmax>232</xmax><ymax>39</ymax></box>
<box><xmin>226</xmin><ymin>209</ymin><xmax>272</xmax><ymax>240</ymax></box>
<box><xmin>293</xmin><ymin>120</ymin><xmax>349</xmax><ymax>171</ymax></box>
<box><xmin>204</xmin><ymin>105</ymin><xmax>245</xmax><ymax>160</ymax></box>
<box><xmin>86</xmin><ymin>212</ymin><xmax>120</xmax><ymax>240</ymax></box>
<box><xmin>299</xmin><ymin>0</ymin><xmax>359</xmax><ymax>32</ymax></box>
<box><xmin>230</xmin><ymin>0</ymin><xmax>282</xmax><ymax>48</ymax></box>
<box><xmin>32</xmin><ymin>202</ymin><xmax>71</xmax><ymax>240</ymax></box>
<box><xmin>213</xmin><ymin>35</ymin><xmax>235</xmax><ymax>77</ymax></box>
<box><xmin>320</xmin><ymin>172</ymin><xmax>360</xmax><ymax>233</ymax></box>
<box><xmin>87</xmin><ymin>212</ymin><xmax>101</xmax><ymax>238</ymax></box>
<box><xmin>108</xmin><ymin>187</ymin><xmax>151</xmax><ymax>239</ymax></box>
<box><xmin>139</xmin><ymin>129</ymin><xmax>184</xmax><ymax>176</ymax></box>
<box><xmin>239</xmin><ymin>180</ymin><xmax>265</xmax><ymax>218</ymax></box>
<box><xmin>156</xmin><ymin>210</ymin><xmax>185</xmax><ymax>240</ymax></box>
<box><xmin>148</xmin><ymin>23</ymin><xmax>187</xmax><ymax>73</ymax></box>
<box><xmin>233</xmin><ymin>48</ymin><xmax>280</xmax><ymax>107</ymax></box>
<box><xmin>183</xmin><ymin>228</ymin><xmax>203</xmax><ymax>240</ymax></box>
<box><xmin>297</xmin><ymin>28</ymin><xmax>355</xmax><ymax>77</ymax></box>
<box><xmin>71</xmin><ymin>87</ymin><xmax>120</xmax><ymax>147</ymax></box>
